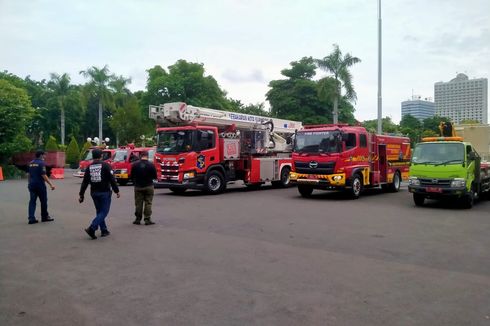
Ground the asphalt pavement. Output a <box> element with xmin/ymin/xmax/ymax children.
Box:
<box><xmin>1</xmin><ymin>173</ymin><xmax>489</xmax><ymax>325</ymax></box>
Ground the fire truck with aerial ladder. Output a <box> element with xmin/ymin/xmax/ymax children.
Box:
<box><xmin>148</xmin><ymin>102</ymin><xmax>302</xmax><ymax>194</ymax></box>
<box><xmin>289</xmin><ymin>124</ymin><xmax>411</xmax><ymax>198</ymax></box>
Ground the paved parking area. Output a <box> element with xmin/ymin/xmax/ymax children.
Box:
<box><xmin>1</xmin><ymin>175</ymin><xmax>490</xmax><ymax>325</ymax></box>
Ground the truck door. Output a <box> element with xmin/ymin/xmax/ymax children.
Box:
<box><xmin>378</xmin><ymin>144</ymin><xmax>387</xmax><ymax>182</ymax></box>
<box><xmin>195</xmin><ymin>129</ymin><xmax>219</xmax><ymax>174</ymax></box>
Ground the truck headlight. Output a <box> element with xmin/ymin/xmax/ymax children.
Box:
<box><xmin>183</xmin><ymin>172</ymin><xmax>195</xmax><ymax>179</ymax></box>
<box><xmin>450</xmin><ymin>178</ymin><xmax>465</xmax><ymax>188</ymax></box>
<box><xmin>332</xmin><ymin>175</ymin><xmax>343</xmax><ymax>181</ymax></box>
<box><xmin>408</xmin><ymin>177</ymin><xmax>420</xmax><ymax>186</ymax></box>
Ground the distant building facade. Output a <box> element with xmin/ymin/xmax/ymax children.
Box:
<box><xmin>454</xmin><ymin>124</ymin><xmax>490</xmax><ymax>160</ymax></box>
<box><xmin>434</xmin><ymin>73</ymin><xmax>488</xmax><ymax>124</ymax></box>
<box><xmin>401</xmin><ymin>96</ymin><xmax>435</xmax><ymax>121</ymax></box>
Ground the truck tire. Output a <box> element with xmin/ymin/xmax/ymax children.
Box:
<box><xmin>205</xmin><ymin>170</ymin><xmax>226</xmax><ymax>194</ymax></box>
<box><xmin>388</xmin><ymin>171</ymin><xmax>401</xmax><ymax>192</ymax></box>
<box><xmin>272</xmin><ymin>166</ymin><xmax>291</xmax><ymax>188</ymax></box>
<box><xmin>169</xmin><ymin>187</ymin><xmax>187</xmax><ymax>194</ymax></box>
<box><xmin>298</xmin><ymin>185</ymin><xmax>313</xmax><ymax>198</ymax></box>
<box><xmin>118</xmin><ymin>179</ymin><xmax>128</xmax><ymax>186</ymax></box>
<box><xmin>349</xmin><ymin>174</ymin><xmax>363</xmax><ymax>199</ymax></box>
<box><xmin>461</xmin><ymin>189</ymin><xmax>474</xmax><ymax>209</ymax></box>
<box><xmin>413</xmin><ymin>193</ymin><xmax>425</xmax><ymax>206</ymax></box>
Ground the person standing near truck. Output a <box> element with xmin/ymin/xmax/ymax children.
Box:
<box><xmin>79</xmin><ymin>149</ymin><xmax>120</xmax><ymax>239</ymax></box>
<box><xmin>131</xmin><ymin>150</ymin><xmax>157</xmax><ymax>225</ymax></box>
<box><xmin>27</xmin><ymin>150</ymin><xmax>55</xmax><ymax>225</ymax></box>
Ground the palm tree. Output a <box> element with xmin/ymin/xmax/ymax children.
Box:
<box><xmin>79</xmin><ymin>65</ymin><xmax>115</xmax><ymax>141</ymax></box>
<box><xmin>109</xmin><ymin>75</ymin><xmax>132</xmax><ymax>146</ymax></box>
<box><xmin>110</xmin><ymin>75</ymin><xmax>132</xmax><ymax>108</ymax></box>
<box><xmin>48</xmin><ymin>73</ymin><xmax>71</xmax><ymax>145</ymax></box>
<box><xmin>316</xmin><ymin>44</ymin><xmax>361</xmax><ymax>124</ymax></box>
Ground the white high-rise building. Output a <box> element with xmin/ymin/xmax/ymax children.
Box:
<box><xmin>434</xmin><ymin>73</ymin><xmax>488</xmax><ymax>124</ymax></box>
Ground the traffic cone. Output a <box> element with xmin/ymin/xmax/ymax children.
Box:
<box><xmin>0</xmin><ymin>166</ymin><xmax>4</xmax><ymax>181</ymax></box>
<box><xmin>50</xmin><ymin>168</ymin><xmax>64</xmax><ymax>179</ymax></box>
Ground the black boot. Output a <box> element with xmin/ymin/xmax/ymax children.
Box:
<box><xmin>84</xmin><ymin>227</ymin><xmax>97</xmax><ymax>239</ymax></box>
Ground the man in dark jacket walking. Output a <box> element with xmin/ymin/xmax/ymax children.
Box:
<box><xmin>79</xmin><ymin>149</ymin><xmax>120</xmax><ymax>239</ymax></box>
<box><xmin>27</xmin><ymin>150</ymin><xmax>55</xmax><ymax>224</ymax></box>
<box><xmin>131</xmin><ymin>150</ymin><xmax>157</xmax><ymax>225</ymax></box>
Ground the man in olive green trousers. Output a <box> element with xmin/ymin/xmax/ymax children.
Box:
<box><xmin>130</xmin><ymin>151</ymin><xmax>157</xmax><ymax>225</ymax></box>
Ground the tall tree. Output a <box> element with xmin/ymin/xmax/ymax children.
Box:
<box><xmin>0</xmin><ymin>79</ymin><xmax>34</xmax><ymax>163</ymax></box>
<box><xmin>143</xmin><ymin>60</ymin><xmax>232</xmax><ymax>110</ymax></box>
<box><xmin>315</xmin><ymin>44</ymin><xmax>361</xmax><ymax>124</ymax></box>
<box><xmin>109</xmin><ymin>97</ymin><xmax>149</xmax><ymax>146</ymax></box>
<box><xmin>48</xmin><ymin>73</ymin><xmax>71</xmax><ymax>145</ymax></box>
<box><xmin>109</xmin><ymin>75</ymin><xmax>133</xmax><ymax>145</ymax></box>
<box><xmin>400</xmin><ymin>114</ymin><xmax>422</xmax><ymax>145</ymax></box>
<box><xmin>79</xmin><ymin>65</ymin><xmax>115</xmax><ymax>141</ymax></box>
<box><xmin>267</xmin><ymin>57</ymin><xmax>327</xmax><ymax>123</ymax></box>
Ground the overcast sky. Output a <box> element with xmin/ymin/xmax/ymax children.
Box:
<box><xmin>1</xmin><ymin>0</ymin><xmax>489</xmax><ymax>122</ymax></box>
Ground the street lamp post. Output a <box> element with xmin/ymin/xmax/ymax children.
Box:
<box><xmin>377</xmin><ymin>0</ymin><xmax>383</xmax><ymax>134</ymax></box>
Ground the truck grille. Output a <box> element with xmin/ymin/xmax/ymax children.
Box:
<box><xmin>419</xmin><ymin>178</ymin><xmax>451</xmax><ymax>187</ymax></box>
<box><xmin>294</xmin><ymin>161</ymin><xmax>335</xmax><ymax>174</ymax></box>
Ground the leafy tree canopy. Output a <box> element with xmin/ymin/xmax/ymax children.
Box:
<box><xmin>0</xmin><ymin>79</ymin><xmax>34</xmax><ymax>163</ymax></box>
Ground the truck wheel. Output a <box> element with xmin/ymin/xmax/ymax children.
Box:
<box><xmin>169</xmin><ymin>187</ymin><xmax>187</xmax><ymax>194</ymax></box>
<box><xmin>298</xmin><ymin>185</ymin><xmax>313</xmax><ymax>197</ymax></box>
<box><xmin>388</xmin><ymin>172</ymin><xmax>401</xmax><ymax>192</ymax></box>
<box><xmin>413</xmin><ymin>193</ymin><xmax>425</xmax><ymax>206</ymax></box>
<box><xmin>349</xmin><ymin>174</ymin><xmax>363</xmax><ymax>199</ymax></box>
<box><xmin>205</xmin><ymin>170</ymin><xmax>226</xmax><ymax>194</ymax></box>
<box><xmin>272</xmin><ymin>166</ymin><xmax>291</xmax><ymax>188</ymax></box>
<box><xmin>118</xmin><ymin>179</ymin><xmax>128</xmax><ymax>186</ymax></box>
<box><xmin>461</xmin><ymin>190</ymin><xmax>474</xmax><ymax>209</ymax></box>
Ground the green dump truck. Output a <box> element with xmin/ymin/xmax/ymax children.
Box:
<box><xmin>408</xmin><ymin>136</ymin><xmax>490</xmax><ymax>208</ymax></box>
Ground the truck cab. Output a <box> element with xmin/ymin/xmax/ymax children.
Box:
<box><xmin>111</xmin><ymin>146</ymin><xmax>153</xmax><ymax>185</ymax></box>
<box><xmin>408</xmin><ymin>138</ymin><xmax>490</xmax><ymax>208</ymax></box>
<box><xmin>154</xmin><ymin>126</ymin><xmax>220</xmax><ymax>191</ymax></box>
<box><xmin>73</xmin><ymin>147</ymin><xmax>115</xmax><ymax>178</ymax></box>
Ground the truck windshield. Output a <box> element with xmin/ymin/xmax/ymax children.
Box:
<box><xmin>412</xmin><ymin>143</ymin><xmax>465</xmax><ymax>164</ymax></box>
<box><xmin>157</xmin><ymin>130</ymin><xmax>194</xmax><ymax>154</ymax></box>
<box><xmin>101</xmin><ymin>151</ymin><xmax>113</xmax><ymax>161</ymax></box>
<box><xmin>82</xmin><ymin>150</ymin><xmax>92</xmax><ymax>161</ymax></box>
<box><xmin>113</xmin><ymin>150</ymin><xmax>128</xmax><ymax>162</ymax></box>
<box><xmin>294</xmin><ymin>131</ymin><xmax>341</xmax><ymax>153</ymax></box>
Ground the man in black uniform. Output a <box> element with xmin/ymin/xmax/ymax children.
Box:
<box><xmin>131</xmin><ymin>150</ymin><xmax>157</xmax><ymax>225</ymax></box>
<box><xmin>27</xmin><ymin>150</ymin><xmax>55</xmax><ymax>224</ymax></box>
<box><xmin>79</xmin><ymin>149</ymin><xmax>120</xmax><ymax>239</ymax></box>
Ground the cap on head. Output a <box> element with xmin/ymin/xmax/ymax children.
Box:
<box><xmin>35</xmin><ymin>150</ymin><xmax>45</xmax><ymax>158</ymax></box>
<box><xmin>92</xmin><ymin>149</ymin><xmax>102</xmax><ymax>159</ymax></box>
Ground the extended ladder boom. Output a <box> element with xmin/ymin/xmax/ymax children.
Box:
<box><xmin>149</xmin><ymin>102</ymin><xmax>302</xmax><ymax>134</ymax></box>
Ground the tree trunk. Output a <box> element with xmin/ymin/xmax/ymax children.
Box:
<box><xmin>60</xmin><ymin>106</ymin><xmax>65</xmax><ymax>146</ymax></box>
<box><xmin>98</xmin><ymin>99</ymin><xmax>103</xmax><ymax>142</ymax></box>
<box><xmin>333</xmin><ymin>96</ymin><xmax>339</xmax><ymax>124</ymax></box>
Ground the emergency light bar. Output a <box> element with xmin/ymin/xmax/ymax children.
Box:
<box><xmin>422</xmin><ymin>136</ymin><xmax>463</xmax><ymax>142</ymax></box>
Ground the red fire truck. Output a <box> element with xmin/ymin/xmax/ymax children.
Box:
<box><xmin>148</xmin><ymin>102</ymin><xmax>302</xmax><ymax>194</ymax></box>
<box><xmin>73</xmin><ymin>147</ymin><xmax>115</xmax><ymax>178</ymax></box>
<box><xmin>289</xmin><ymin>124</ymin><xmax>411</xmax><ymax>198</ymax></box>
<box><xmin>111</xmin><ymin>145</ymin><xmax>155</xmax><ymax>185</ymax></box>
